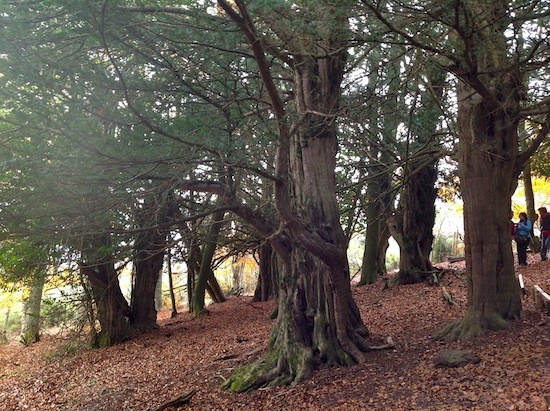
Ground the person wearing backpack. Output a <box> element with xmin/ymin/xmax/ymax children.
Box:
<box><xmin>537</xmin><ymin>207</ymin><xmax>550</xmax><ymax>261</ymax></box>
<box><xmin>514</xmin><ymin>212</ymin><xmax>532</xmax><ymax>265</ymax></box>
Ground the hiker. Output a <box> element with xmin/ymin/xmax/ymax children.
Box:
<box><xmin>513</xmin><ymin>212</ymin><xmax>532</xmax><ymax>266</ymax></box>
<box><xmin>538</xmin><ymin>207</ymin><xmax>550</xmax><ymax>261</ymax></box>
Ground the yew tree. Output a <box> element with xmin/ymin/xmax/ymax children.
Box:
<box><xmin>365</xmin><ymin>0</ymin><xmax>549</xmax><ymax>339</ymax></box>
<box><xmin>214</xmin><ymin>0</ymin><xmax>373</xmax><ymax>390</ymax></box>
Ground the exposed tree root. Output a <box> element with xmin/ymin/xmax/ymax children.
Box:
<box><xmin>221</xmin><ymin>320</ymin><xmax>372</xmax><ymax>392</ymax></box>
<box><xmin>221</xmin><ymin>348</ymin><xmax>311</xmax><ymax>392</ymax></box>
<box><xmin>436</xmin><ymin>310</ymin><xmax>511</xmax><ymax>341</ymax></box>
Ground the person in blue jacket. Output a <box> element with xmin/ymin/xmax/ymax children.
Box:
<box><xmin>514</xmin><ymin>212</ymin><xmax>532</xmax><ymax>265</ymax></box>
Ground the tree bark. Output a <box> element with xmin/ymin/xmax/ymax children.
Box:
<box><xmin>523</xmin><ymin>163</ymin><xmax>540</xmax><ymax>252</ymax></box>
<box><xmin>165</xmin><ymin>250</ymin><xmax>178</xmax><ymax>318</ymax></box>
<box><xmin>131</xmin><ymin>207</ymin><xmax>170</xmax><ymax>331</ymax></box>
<box><xmin>131</xmin><ymin>189</ymin><xmax>178</xmax><ymax>329</ymax></box>
<box><xmin>206</xmin><ymin>267</ymin><xmax>226</xmax><ymax>303</ymax></box>
<box><xmin>359</xmin><ymin>191</ymin><xmax>384</xmax><ymax>285</ymax></box>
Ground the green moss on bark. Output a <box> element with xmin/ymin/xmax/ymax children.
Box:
<box><xmin>437</xmin><ymin>310</ymin><xmax>511</xmax><ymax>341</ymax></box>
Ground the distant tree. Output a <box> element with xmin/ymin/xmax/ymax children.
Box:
<box><xmin>0</xmin><ymin>241</ymin><xmax>50</xmax><ymax>344</ymax></box>
<box><xmin>20</xmin><ymin>268</ymin><xmax>47</xmax><ymax>345</ymax></box>
<box><xmin>389</xmin><ymin>66</ymin><xmax>447</xmax><ymax>285</ymax></box>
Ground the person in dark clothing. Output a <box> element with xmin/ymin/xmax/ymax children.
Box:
<box><xmin>538</xmin><ymin>207</ymin><xmax>550</xmax><ymax>261</ymax></box>
<box><xmin>514</xmin><ymin>212</ymin><xmax>532</xmax><ymax>265</ymax></box>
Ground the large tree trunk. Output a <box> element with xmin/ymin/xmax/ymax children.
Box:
<box><xmin>132</xmin><ymin>248</ymin><xmax>165</xmax><ymax>331</ymax></box>
<box><xmin>390</xmin><ymin>159</ymin><xmax>438</xmax><ymax>285</ymax></box>
<box><xmin>438</xmin><ymin>25</ymin><xmax>523</xmax><ymax>339</ymax></box>
<box><xmin>220</xmin><ymin>1</ymin><xmax>370</xmax><ymax>391</ymax></box>
<box><xmin>359</xmin><ymin>189</ymin><xmax>385</xmax><ymax>285</ymax></box>
<box><xmin>80</xmin><ymin>235</ymin><xmax>135</xmax><ymax>347</ymax></box>
<box><xmin>436</xmin><ymin>1</ymin><xmax>532</xmax><ymax>340</ymax></box>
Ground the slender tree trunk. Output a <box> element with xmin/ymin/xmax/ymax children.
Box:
<box><xmin>166</xmin><ymin>250</ymin><xmax>178</xmax><ymax>318</ymax></box>
<box><xmin>359</xmin><ymin>52</ymin><xmax>395</xmax><ymax>285</ymax></box>
<box><xmin>183</xmin><ymin>229</ymin><xmax>200</xmax><ymax>313</ymax></box>
<box><xmin>359</xmin><ymin>193</ymin><xmax>383</xmax><ymax>285</ymax></box>
<box><xmin>155</xmin><ymin>272</ymin><xmax>163</xmax><ymax>312</ymax></box>
<box><xmin>231</xmin><ymin>260</ymin><xmax>243</xmax><ymax>292</ymax></box>
<box><xmin>207</xmin><ymin>268</ymin><xmax>226</xmax><ymax>302</ymax></box>
<box><xmin>20</xmin><ymin>267</ymin><xmax>47</xmax><ymax>344</ymax></box>
<box><xmin>193</xmin><ymin>210</ymin><xmax>225</xmax><ymax>314</ymax></box>
<box><xmin>523</xmin><ymin>163</ymin><xmax>540</xmax><ymax>252</ymax></box>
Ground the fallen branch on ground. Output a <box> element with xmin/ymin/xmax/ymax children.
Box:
<box><xmin>369</xmin><ymin>336</ymin><xmax>395</xmax><ymax>350</ymax></box>
<box><xmin>152</xmin><ymin>390</ymin><xmax>196</xmax><ymax>411</ymax></box>
<box><xmin>441</xmin><ymin>286</ymin><xmax>460</xmax><ymax>307</ymax></box>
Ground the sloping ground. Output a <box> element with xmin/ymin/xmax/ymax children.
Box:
<box><xmin>0</xmin><ymin>255</ymin><xmax>548</xmax><ymax>411</ymax></box>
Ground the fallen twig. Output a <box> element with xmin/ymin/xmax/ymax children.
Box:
<box><xmin>368</xmin><ymin>336</ymin><xmax>395</xmax><ymax>350</ymax></box>
<box><xmin>441</xmin><ymin>286</ymin><xmax>460</xmax><ymax>307</ymax></box>
<box><xmin>152</xmin><ymin>390</ymin><xmax>196</xmax><ymax>411</ymax></box>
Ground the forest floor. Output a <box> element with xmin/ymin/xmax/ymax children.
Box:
<box><xmin>0</xmin><ymin>254</ymin><xmax>549</xmax><ymax>411</ymax></box>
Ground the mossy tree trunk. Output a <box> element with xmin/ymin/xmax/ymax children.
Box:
<box><xmin>219</xmin><ymin>0</ymin><xmax>370</xmax><ymax>391</ymax></box>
